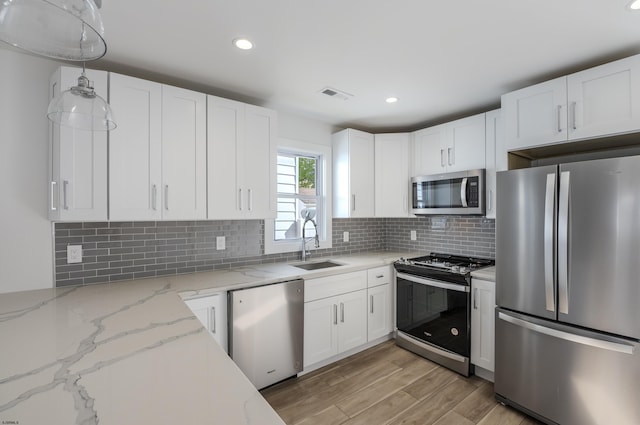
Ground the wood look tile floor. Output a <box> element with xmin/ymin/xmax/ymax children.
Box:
<box><xmin>261</xmin><ymin>341</ymin><xmax>543</xmax><ymax>425</ymax></box>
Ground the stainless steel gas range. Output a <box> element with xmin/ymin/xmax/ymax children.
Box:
<box><xmin>394</xmin><ymin>253</ymin><xmax>494</xmax><ymax>376</ymax></box>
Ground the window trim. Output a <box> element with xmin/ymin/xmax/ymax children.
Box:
<box><xmin>265</xmin><ymin>138</ymin><xmax>332</xmax><ymax>255</ymax></box>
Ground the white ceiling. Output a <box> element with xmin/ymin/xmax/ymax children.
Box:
<box><xmin>95</xmin><ymin>0</ymin><xmax>640</xmax><ymax>132</ymax></box>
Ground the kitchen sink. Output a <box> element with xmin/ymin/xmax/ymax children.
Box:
<box><xmin>293</xmin><ymin>260</ymin><xmax>343</xmax><ymax>271</ymax></box>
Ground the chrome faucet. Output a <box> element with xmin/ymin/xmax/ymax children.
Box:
<box><xmin>301</xmin><ymin>209</ymin><xmax>319</xmax><ymax>262</ymax></box>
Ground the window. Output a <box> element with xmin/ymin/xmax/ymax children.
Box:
<box><xmin>275</xmin><ymin>153</ymin><xmax>320</xmax><ymax>241</ymax></box>
<box><xmin>265</xmin><ymin>139</ymin><xmax>332</xmax><ymax>255</ymax></box>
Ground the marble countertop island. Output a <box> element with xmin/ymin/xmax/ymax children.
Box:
<box><xmin>0</xmin><ymin>252</ymin><xmax>407</xmax><ymax>425</ymax></box>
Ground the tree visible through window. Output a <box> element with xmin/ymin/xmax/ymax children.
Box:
<box><xmin>276</xmin><ymin>153</ymin><xmax>320</xmax><ymax>241</ymax></box>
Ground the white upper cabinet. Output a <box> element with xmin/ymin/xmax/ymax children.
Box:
<box><xmin>374</xmin><ymin>133</ymin><xmax>410</xmax><ymax>217</ymax></box>
<box><xmin>411</xmin><ymin>124</ymin><xmax>446</xmax><ymax>176</ymax></box>
<box><xmin>48</xmin><ymin>67</ymin><xmax>108</xmax><ymax>221</ymax></box>
<box><xmin>243</xmin><ymin>105</ymin><xmax>277</xmax><ymax>219</ymax></box>
<box><xmin>333</xmin><ymin>129</ymin><xmax>375</xmax><ymax>218</ymax></box>
<box><xmin>109</xmin><ymin>73</ymin><xmax>206</xmax><ymax>221</ymax></box>
<box><xmin>411</xmin><ymin>113</ymin><xmax>486</xmax><ymax>176</ymax></box>
<box><xmin>502</xmin><ymin>76</ymin><xmax>568</xmax><ymax>150</ymax></box>
<box><xmin>161</xmin><ymin>85</ymin><xmax>207</xmax><ymax>220</ymax></box>
<box><xmin>207</xmin><ymin>95</ymin><xmax>277</xmax><ymax>220</ymax></box>
<box><xmin>503</xmin><ymin>54</ymin><xmax>640</xmax><ymax>150</ymax></box>
<box><xmin>567</xmin><ymin>55</ymin><xmax>640</xmax><ymax>140</ymax></box>
<box><xmin>109</xmin><ymin>73</ymin><xmax>162</xmax><ymax>221</ymax></box>
<box><xmin>448</xmin><ymin>113</ymin><xmax>487</xmax><ymax>172</ymax></box>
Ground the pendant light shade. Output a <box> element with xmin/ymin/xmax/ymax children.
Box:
<box><xmin>0</xmin><ymin>0</ymin><xmax>107</xmax><ymax>61</ymax></box>
<box><xmin>47</xmin><ymin>72</ymin><xmax>116</xmax><ymax>131</ymax></box>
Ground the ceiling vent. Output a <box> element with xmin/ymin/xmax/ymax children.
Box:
<box><xmin>319</xmin><ymin>87</ymin><xmax>353</xmax><ymax>101</ymax></box>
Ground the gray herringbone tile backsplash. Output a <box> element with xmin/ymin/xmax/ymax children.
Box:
<box><xmin>54</xmin><ymin>217</ymin><xmax>494</xmax><ymax>287</ymax></box>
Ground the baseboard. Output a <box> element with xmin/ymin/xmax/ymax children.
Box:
<box><xmin>474</xmin><ymin>365</ymin><xmax>494</xmax><ymax>382</ymax></box>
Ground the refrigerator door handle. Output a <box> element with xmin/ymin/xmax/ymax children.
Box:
<box><xmin>558</xmin><ymin>171</ymin><xmax>570</xmax><ymax>314</ymax></box>
<box><xmin>498</xmin><ymin>312</ymin><xmax>635</xmax><ymax>355</ymax></box>
<box><xmin>544</xmin><ymin>173</ymin><xmax>556</xmax><ymax>312</ymax></box>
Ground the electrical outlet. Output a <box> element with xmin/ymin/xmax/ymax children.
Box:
<box><xmin>216</xmin><ymin>236</ymin><xmax>226</xmax><ymax>250</ymax></box>
<box><xmin>343</xmin><ymin>231</ymin><xmax>350</xmax><ymax>242</ymax></box>
<box><xmin>410</xmin><ymin>230</ymin><xmax>417</xmax><ymax>241</ymax></box>
<box><xmin>67</xmin><ymin>245</ymin><xmax>83</xmax><ymax>264</ymax></box>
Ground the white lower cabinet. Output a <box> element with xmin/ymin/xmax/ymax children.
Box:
<box><xmin>184</xmin><ymin>293</ymin><xmax>228</xmax><ymax>353</ymax></box>
<box><xmin>367</xmin><ymin>266</ymin><xmax>393</xmax><ymax>341</ymax></box>
<box><xmin>471</xmin><ymin>278</ymin><xmax>495</xmax><ymax>373</ymax></box>
<box><xmin>303</xmin><ymin>271</ymin><xmax>368</xmax><ymax>367</ymax></box>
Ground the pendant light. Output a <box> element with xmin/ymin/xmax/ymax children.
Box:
<box><xmin>47</xmin><ymin>62</ymin><xmax>116</xmax><ymax>131</ymax></box>
<box><xmin>0</xmin><ymin>0</ymin><xmax>107</xmax><ymax>61</ymax></box>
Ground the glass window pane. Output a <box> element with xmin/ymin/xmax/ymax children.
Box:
<box><xmin>298</xmin><ymin>156</ymin><xmax>316</xmax><ymax>192</ymax></box>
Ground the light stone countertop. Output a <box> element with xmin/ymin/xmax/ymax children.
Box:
<box><xmin>471</xmin><ymin>265</ymin><xmax>496</xmax><ymax>282</ymax></box>
<box><xmin>0</xmin><ymin>251</ymin><xmax>410</xmax><ymax>425</ymax></box>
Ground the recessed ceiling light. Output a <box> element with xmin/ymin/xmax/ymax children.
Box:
<box><xmin>233</xmin><ymin>38</ymin><xmax>254</xmax><ymax>50</ymax></box>
<box><xmin>386</xmin><ymin>97</ymin><xmax>399</xmax><ymax>104</ymax></box>
<box><xmin>627</xmin><ymin>0</ymin><xmax>640</xmax><ymax>10</ymax></box>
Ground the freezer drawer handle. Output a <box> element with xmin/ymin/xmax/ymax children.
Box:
<box><xmin>498</xmin><ymin>312</ymin><xmax>634</xmax><ymax>355</ymax></box>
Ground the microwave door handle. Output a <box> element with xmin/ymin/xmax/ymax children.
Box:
<box><xmin>460</xmin><ymin>178</ymin><xmax>468</xmax><ymax>207</ymax></box>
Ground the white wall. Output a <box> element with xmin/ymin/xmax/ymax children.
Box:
<box><xmin>0</xmin><ymin>48</ymin><xmax>59</xmax><ymax>294</ymax></box>
<box><xmin>277</xmin><ymin>110</ymin><xmax>335</xmax><ymax>146</ymax></box>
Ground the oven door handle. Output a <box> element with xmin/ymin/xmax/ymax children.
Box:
<box><xmin>397</xmin><ymin>272</ymin><xmax>470</xmax><ymax>293</ymax></box>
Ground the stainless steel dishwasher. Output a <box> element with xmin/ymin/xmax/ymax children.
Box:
<box><xmin>229</xmin><ymin>279</ymin><xmax>304</xmax><ymax>389</ymax></box>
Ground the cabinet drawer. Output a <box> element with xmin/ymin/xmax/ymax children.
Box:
<box><xmin>305</xmin><ymin>271</ymin><xmax>367</xmax><ymax>302</ymax></box>
<box><xmin>367</xmin><ymin>266</ymin><xmax>391</xmax><ymax>288</ymax></box>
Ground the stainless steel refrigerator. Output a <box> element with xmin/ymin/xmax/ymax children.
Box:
<box><xmin>495</xmin><ymin>156</ymin><xmax>640</xmax><ymax>425</ymax></box>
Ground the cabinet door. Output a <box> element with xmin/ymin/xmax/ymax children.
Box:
<box><xmin>349</xmin><ymin>131</ymin><xmax>375</xmax><ymax>217</ymax></box>
<box><xmin>411</xmin><ymin>125</ymin><xmax>446</xmax><ymax>176</ymax></box>
<box><xmin>207</xmin><ymin>95</ymin><xmax>243</xmax><ymax>219</ymax></box>
<box><xmin>49</xmin><ymin>67</ymin><xmax>108</xmax><ymax>221</ymax></box>
<box><xmin>471</xmin><ymin>279</ymin><xmax>495</xmax><ymax>372</ymax></box>
<box><xmin>304</xmin><ymin>296</ymin><xmax>339</xmax><ymax>367</ymax></box>
<box><xmin>368</xmin><ymin>284</ymin><xmax>392</xmax><ymax>341</ymax></box>
<box><xmin>243</xmin><ymin>105</ymin><xmax>277</xmax><ymax>219</ymax></box>
<box><xmin>161</xmin><ymin>85</ymin><xmax>207</xmax><ymax>220</ymax></box>
<box><xmin>568</xmin><ymin>55</ymin><xmax>640</xmax><ymax>141</ymax></box>
<box><xmin>448</xmin><ymin>113</ymin><xmax>486</xmax><ymax>172</ymax></box>
<box><xmin>337</xmin><ymin>289</ymin><xmax>368</xmax><ymax>353</ymax></box>
<box><xmin>502</xmin><ymin>76</ymin><xmax>567</xmax><ymax>150</ymax></box>
<box><xmin>484</xmin><ymin>109</ymin><xmax>502</xmax><ymax>219</ymax></box>
<box><xmin>109</xmin><ymin>73</ymin><xmax>162</xmax><ymax>220</ymax></box>
<box><xmin>184</xmin><ymin>293</ymin><xmax>228</xmax><ymax>353</ymax></box>
<box><xmin>374</xmin><ymin>133</ymin><xmax>410</xmax><ymax>217</ymax></box>
<box><xmin>333</xmin><ymin>129</ymin><xmax>374</xmax><ymax>217</ymax></box>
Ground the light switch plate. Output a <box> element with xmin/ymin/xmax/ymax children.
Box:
<box><xmin>67</xmin><ymin>245</ymin><xmax>83</xmax><ymax>264</ymax></box>
<box><xmin>410</xmin><ymin>230</ymin><xmax>417</xmax><ymax>241</ymax></box>
<box><xmin>343</xmin><ymin>232</ymin><xmax>349</xmax><ymax>242</ymax></box>
<box><xmin>216</xmin><ymin>236</ymin><xmax>226</xmax><ymax>250</ymax></box>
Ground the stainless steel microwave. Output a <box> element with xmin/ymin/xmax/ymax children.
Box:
<box><xmin>411</xmin><ymin>169</ymin><xmax>485</xmax><ymax>215</ymax></box>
